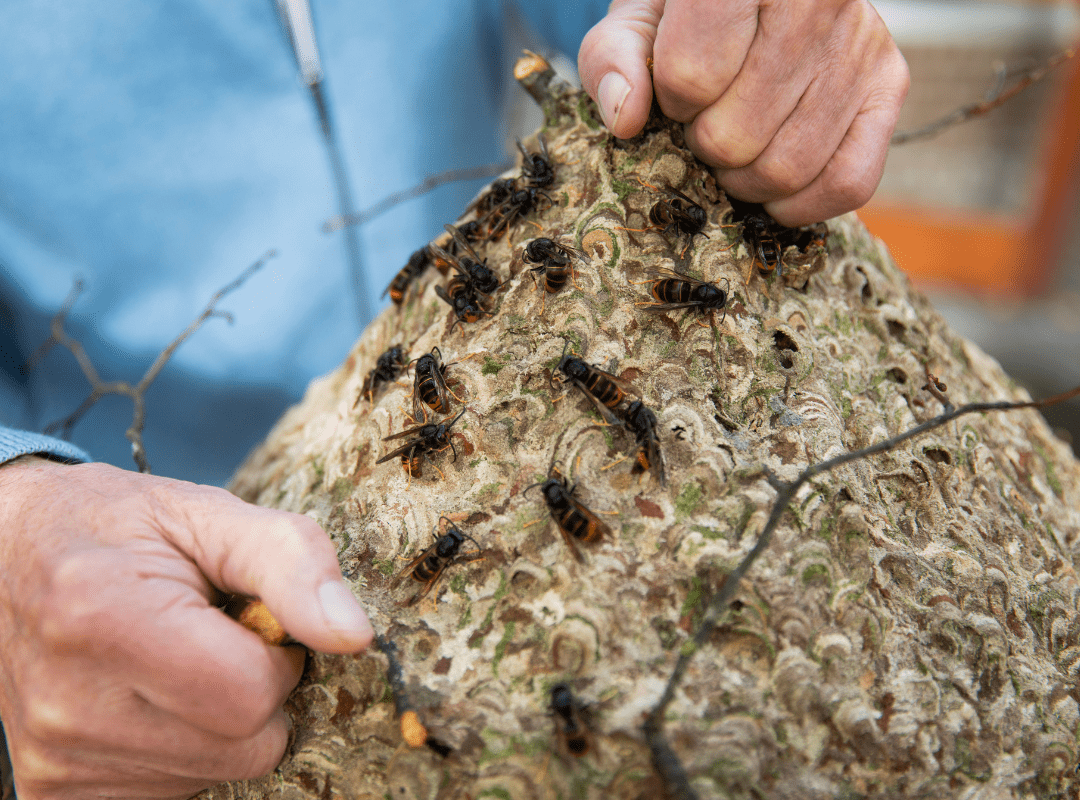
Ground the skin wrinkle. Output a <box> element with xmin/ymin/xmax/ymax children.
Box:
<box><xmin>25</xmin><ymin>740</ymin><xmax>230</xmax><ymax>799</ymax></box>
<box><xmin>129</xmin><ymin>632</ymin><xmax>286</xmax><ymax>738</ymax></box>
<box><xmin>722</xmin><ymin>62</ymin><xmax>856</xmax><ymax>199</ymax></box>
<box><xmin>22</xmin><ymin>667</ymin><xmax>284</xmax><ymax>783</ymax></box>
<box><xmin>160</xmin><ymin>486</ymin><xmax>247</xmax><ymax>597</ymax></box>
<box><xmin>34</xmin><ymin>676</ymin><xmax>140</xmax><ymax>748</ymax></box>
<box><xmin>771</xmin><ymin>103</ymin><xmax>889</xmax><ymax>220</ymax></box>
<box><xmin>692</xmin><ymin>3</ymin><xmax>840</xmax><ymax>167</ymax></box>
<box><xmin>654</xmin><ymin>3</ymin><xmax>757</xmax><ymax>119</ymax></box>
<box><xmin>760</xmin><ymin>2</ymin><xmax>902</xmax><ymax>219</ymax></box>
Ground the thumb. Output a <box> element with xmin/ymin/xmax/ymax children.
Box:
<box><xmin>173</xmin><ymin>486</ymin><xmax>373</xmax><ymax>654</ymax></box>
<box><xmin>577</xmin><ymin>0</ymin><xmax>663</xmax><ymax>139</ymax></box>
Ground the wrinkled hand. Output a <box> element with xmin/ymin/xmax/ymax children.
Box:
<box><xmin>578</xmin><ymin>0</ymin><xmax>909</xmax><ymax>225</ymax></box>
<box><xmin>0</xmin><ymin>458</ymin><xmax>373</xmax><ymax>800</ymax></box>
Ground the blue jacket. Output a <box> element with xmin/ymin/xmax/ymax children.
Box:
<box><xmin>0</xmin><ymin>1</ymin><xmax>606</xmax><ymax>484</ymax></box>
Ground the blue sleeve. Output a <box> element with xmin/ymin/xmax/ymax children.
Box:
<box><xmin>512</xmin><ymin>1</ymin><xmax>611</xmax><ymax>57</ymax></box>
<box><xmin>0</xmin><ymin>427</ymin><xmax>91</xmax><ymax>466</ymax></box>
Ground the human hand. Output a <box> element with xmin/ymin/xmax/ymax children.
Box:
<box><xmin>578</xmin><ymin>0</ymin><xmax>909</xmax><ymax>226</ymax></box>
<box><xmin>0</xmin><ymin>457</ymin><xmax>373</xmax><ymax>800</ymax></box>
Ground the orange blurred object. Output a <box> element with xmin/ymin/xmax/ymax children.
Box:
<box><xmin>862</xmin><ymin>47</ymin><xmax>1080</xmax><ymax>297</ymax></box>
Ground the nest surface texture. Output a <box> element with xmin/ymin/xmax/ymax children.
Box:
<box><xmin>207</xmin><ymin>60</ymin><xmax>1080</xmax><ymax>800</ymax></box>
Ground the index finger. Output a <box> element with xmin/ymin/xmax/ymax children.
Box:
<box><xmin>152</xmin><ymin>482</ymin><xmax>373</xmax><ymax>655</ymax></box>
<box><xmin>652</xmin><ymin>0</ymin><xmax>759</xmax><ymax>122</ymax></box>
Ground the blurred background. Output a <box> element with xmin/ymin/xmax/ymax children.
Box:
<box><xmin>865</xmin><ymin>0</ymin><xmax>1080</xmax><ymax>455</ymax></box>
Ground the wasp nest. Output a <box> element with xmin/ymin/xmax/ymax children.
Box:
<box><xmin>206</xmin><ymin>56</ymin><xmax>1080</xmax><ymax>800</ymax></box>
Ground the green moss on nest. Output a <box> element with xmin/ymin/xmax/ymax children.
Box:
<box><xmin>611</xmin><ymin>178</ymin><xmax>636</xmax><ymax>203</ymax></box>
<box><xmin>755</xmin><ymin>349</ymin><xmax>779</xmax><ymax>374</ymax></box>
<box><xmin>491</xmin><ymin>622</ymin><xmax>516</xmax><ymax>676</ymax></box>
<box><xmin>546</xmin><ymin>330</ymin><xmax>583</xmax><ymax>363</ymax></box>
<box><xmin>577</xmin><ymin>93</ymin><xmax>602</xmax><ymax>130</ymax></box>
<box><xmin>456</xmin><ymin>604</ymin><xmax>473</xmax><ymax>631</ymax></box>
<box><xmin>1035</xmin><ymin>442</ymin><xmax>1064</xmax><ymax>497</ymax></box>
<box><xmin>331</xmin><ymin>477</ymin><xmax>352</xmax><ymax>504</ymax></box>
<box><xmin>470</xmin><ymin>606</ymin><xmax>496</xmax><ymax>648</ymax></box>
<box><xmin>594</xmin><ymin>290</ymin><xmax>615</xmax><ymax>318</ymax></box>
<box><xmin>680</xmin><ymin>576</ymin><xmax>705</xmax><ymax>618</ymax></box>
<box><xmin>690</xmin><ymin>524</ymin><xmax>726</xmax><ymax>541</ymax></box>
<box><xmin>802</xmin><ymin>563</ymin><xmax>830</xmax><ymax>586</ymax></box>
<box><xmin>675</xmin><ymin>481</ymin><xmax>704</xmax><ymax>520</ymax></box>
<box><xmin>373</xmin><ymin>559</ymin><xmax>395</xmax><ymax>577</ymax></box>
<box><xmin>833</xmin><ymin>308</ymin><xmax>851</xmax><ymax>334</ymax></box>
<box><xmin>475</xmin><ymin>482</ymin><xmax>503</xmax><ymax>503</ymax></box>
<box><xmin>492</xmin><ymin>568</ymin><xmax>509</xmax><ymax>601</ymax></box>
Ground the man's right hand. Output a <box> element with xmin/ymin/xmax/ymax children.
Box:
<box><xmin>0</xmin><ymin>457</ymin><xmax>373</xmax><ymax>800</ymax></box>
<box><xmin>578</xmin><ymin>0</ymin><xmax>910</xmax><ymax>226</ymax></box>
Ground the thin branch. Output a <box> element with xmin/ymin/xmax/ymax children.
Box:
<box><xmin>134</xmin><ymin>253</ymin><xmax>273</xmax><ymax>396</ymax></box>
<box><xmin>645</xmin><ymin>381</ymin><xmax>1080</xmax><ymax>800</ymax></box>
<box><xmin>373</xmin><ymin>630</ymin><xmax>442</xmax><ymax>752</ymax></box>
<box><xmin>514</xmin><ymin>49</ymin><xmax>573</xmax><ymax>115</ymax></box>
<box><xmin>323</xmin><ymin>161</ymin><xmax>514</xmax><ymax>233</ymax></box>
<box><xmin>891</xmin><ymin>49</ymin><xmax>1076</xmax><ymax>145</ymax></box>
<box><xmin>922</xmin><ymin>364</ymin><xmax>952</xmax><ymax>409</ymax></box>
<box><xmin>33</xmin><ymin>251</ymin><xmax>276</xmax><ymax>474</ymax></box>
<box><xmin>373</xmin><ymin>631</ymin><xmax>412</xmax><ymax>720</ymax></box>
<box><xmin>25</xmin><ymin>280</ymin><xmax>100</xmax><ymax>385</ymax></box>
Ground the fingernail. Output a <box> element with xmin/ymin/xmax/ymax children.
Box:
<box><xmin>598</xmin><ymin>72</ymin><xmax>631</xmax><ymax>134</ymax></box>
<box><xmin>318</xmin><ymin>580</ymin><xmax>373</xmax><ymax>642</ymax></box>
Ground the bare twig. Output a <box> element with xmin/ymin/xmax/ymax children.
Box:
<box><xmin>35</xmin><ymin>251</ymin><xmax>276</xmax><ymax>473</ymax></box>
<box><xmin>374</xmin><ymin>630</ymin><xmax>441</xmax><ymax>752</ymax></box>
<box><xmin>922</xmin><ymin>364</ymin><xmax>951</xmax><ymax>409</ymax></box>
<box><xmin>25</xmin><ymin>280</ymin><xmax>97</xmax><ymax>381</ymax></box>
<box><xmin>645</xmin><ymin>381</ymin><xmax>1080</xmax><ymax>799</ymax></box>
<box><xmin>323</xmin><ymin>161</ymin><xmax>514</xmax><ymax>233</ymax></box>
<box><xmin>373</xmin><ymin>631</ymin><xmax>412</xmax><ymax>720</ymax></box>
<box><xmin>891</xmin><ymin>49</ymin><xmax>1076</xmax><ymax>145</ymax></box>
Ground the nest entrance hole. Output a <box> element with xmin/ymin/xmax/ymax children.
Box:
<box><xmin>772</xmin><ymin>330</ymin><xmax>799</xmax><ymax>369</ymax></box>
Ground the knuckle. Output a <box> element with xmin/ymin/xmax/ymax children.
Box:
<box><xmin>243</xmin><ymin>691</ymin><xmax>284</xmax><ymax>735</ymax></box>
<box><xmin>8</xmin><ymin>737</ymin><xmax>74</xmax><ymax>789</ymax></box>
<box><xmin>692</xmin><ymin>114</ymin><xmax>762</xmax><ymax>170</ymax></box>
<box><xmin>654</xmin><ymin>54</ymin><xmax>716</xmax><ymax>111</ymax></box>
<box><xmin>223</xmin><ymin>715</ymin><xmax>269</xmax><ymax>742</ymax></box>
<box><xmin>841</xmin><ymin>0</ymin><xmax>885</xmax><ymax>37</ymax></box>
<box><xmin>887</xmin><ymin>49</ymin><xmax>911</xmax><ymax>102</ymax></box>
<box><xmin>217</xmin><ymin>685</ymin><xmax>282</xmax><ymax>740</ymax></box>
<box><xmin>264</xmin><ymin>512</ymin><xmax>331</xmax><ymax>562</ymax></box>
<box><xmin>825</xmin><ymin>167</ymin><xmax>876</xmax><ymax>211</ymax></box>
<box><xmin>219</xmin><ymin>715</ymin><xmax>266</xmax><ymax>743</ymax></box>
<box><xmin>577</xmin><ymin>25</ymin><xmax>606</xmax><ymax>70</ymax></box>
<box><xmin>20</xmin><ymin>694</ymin><xmax>78</xmax><ymax>743</ymax></box>
<box><xmin>35</xmin><ymin>554</ymin><xmax>108</xmax><ymax>649</ymax></box>
<box><xmin>232</xmin><ymin>714</ymin><xmax>289</xmax><ymax>780</ymax></box>
<box><xmin>754</xmin><ymin>158</ymin><xmax>810</xmax><ymax>199</ymax></box>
